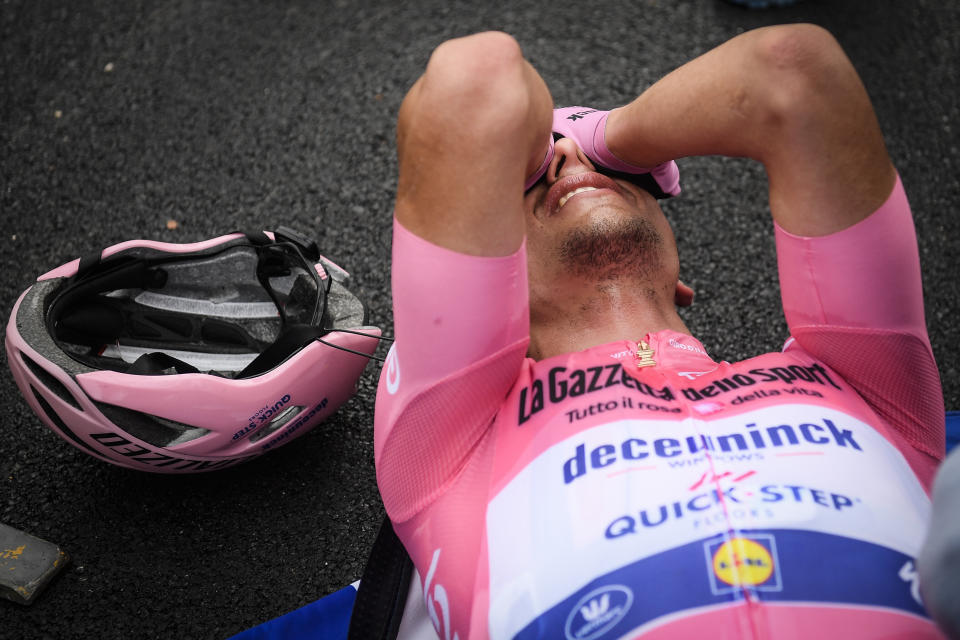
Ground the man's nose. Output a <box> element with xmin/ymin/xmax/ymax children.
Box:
<box><xmin>547</xmin><ymin>137</ymin><xmax>597</xmax><ymax>183</ymax></box>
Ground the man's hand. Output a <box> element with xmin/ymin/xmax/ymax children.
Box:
<box><xmin>551</xmin><ymin>106</ymin><xmax>681</xmax><ymax>198</ymax></box>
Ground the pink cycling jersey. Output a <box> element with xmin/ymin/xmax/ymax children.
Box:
<box><xmin>374</xmin><ymin>174</ymin><xmax>945</xmax><ymax>639</ymax></box>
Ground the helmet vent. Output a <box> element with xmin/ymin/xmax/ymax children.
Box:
<box><xmin>30</xmin><ymin>387</ymin><xmax>106</xmax><ymax>459</ymax></box>
<box><xmin>21</xmin><ymin>354</ymin><xmax>82</xmax><ymax>411</ymax></box>
<box><xmin>94</xmin><ymin>402</ymin><xmax>210</xmax><ymax>448</ymax></box>
<box><xmin>249</xmin><ymin>405</ymin><xmax>303</xmax><ymax>443</ymax></box>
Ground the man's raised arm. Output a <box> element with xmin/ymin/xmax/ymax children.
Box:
<box><xmin>604</xmin><ymin>23</ymin><xmax>896</xmax><ymax>237</ymax></box>
<box><xmin>395</xmin><ymin>31</ymin><xmax>552</xmax><ymax>256</ymax></box>
<box><xmin>595</xmin><ymin>24</ymin><xmax>942</xmax><ymax>467</ymax></box>
<box><xmin>376</xmin><ymin>34</ymin><xmax>552</xmax><ymax>521</ymax></box>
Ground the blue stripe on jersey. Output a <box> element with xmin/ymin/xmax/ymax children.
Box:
<box><xmin>514</xmin><ymin>529</ymin><xmax>928</xmax><ymax>640</ymax></box>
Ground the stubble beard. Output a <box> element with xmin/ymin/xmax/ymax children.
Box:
<box><xmin>558</xmin><ymin>215</ymin><xmax>665</xmax><ymax>283</ymax></box>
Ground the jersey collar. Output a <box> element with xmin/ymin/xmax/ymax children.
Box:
<box><xmin>619</xmin><ymin>330</ymin><xmax>717</xmax><ymax>375</ymax></box>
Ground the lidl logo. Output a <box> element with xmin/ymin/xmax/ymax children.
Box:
<box><xmin>714</xmin><ymin>538</ymin><xmax>773</xmax><ymax>585</ymax></box>
<box><xmin>704</xmin><ymin>534</ymin><xmax>782</xmax><ymax>595</ymax></box>
<box><xmin>564</xmin><ymin>585</ymin><xmax>633</xmax><ymax>640</ymax></box>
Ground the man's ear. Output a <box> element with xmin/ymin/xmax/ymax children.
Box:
<box><xmin>675</xmin><ymin>280</ymin><xmax>695</xmax><ymax>307</ymax></box>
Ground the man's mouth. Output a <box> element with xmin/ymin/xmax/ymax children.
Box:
<box><xmin>545</xmin><ymin>173</ymin><xmax>621</xmax><ymax>216</ymax></box>
<box><xmin>558</xmin><ymin>186</ymin><xmax>598</xmax><ymax>209</ymax></box>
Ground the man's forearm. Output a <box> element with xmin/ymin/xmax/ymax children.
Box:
<box><xmin>605</xmin><ymin>27</ymin><xmax>790</xmax><ymax>167</ymax></box>
<box><xmin>605</xmin><ymin>24</ymin><xmax>894</xmax><ymax>236</ymax></box>
<box><xmin>395</xmin><ymin>32</ymin><xmax>552</xmax><ymax>256</ymax></box>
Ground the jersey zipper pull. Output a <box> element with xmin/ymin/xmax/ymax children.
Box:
<box><xmin>636</xmin><ymin>340</ymin><xmax>657</xmax><ymax>368</ymax></box>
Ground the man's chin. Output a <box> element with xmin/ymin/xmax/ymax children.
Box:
<box><xmin>558</xmin><ymin>215</ymin><xmax>665</xmax><ymax>281</ymax></box>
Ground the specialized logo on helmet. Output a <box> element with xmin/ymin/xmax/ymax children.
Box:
<box><xmin>385</xmin><ymin>343</ymin><xmax>400</xmax><ymax>395</ymax></box>
<box><xmin>705</xmin><ymin>534</ymin><xmax>782</xmax><ymax>594</ymax></box>
<box><xmin>564</xmin><ymin>585</ymin><xmax>633</xmax><ymax>640</ymax></box>
<box><xmin>88</xmin><ymin>433</ymin><xmax>248</xmax><ymax>471</ymax></box>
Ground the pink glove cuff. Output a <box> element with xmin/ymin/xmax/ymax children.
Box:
<box><xmin>552</xmin><ymin>106</ymin><xmax>681</xmax><ymax>197</ymax></box>
<box><xmin>552</xmin><ymin>106</ymin><xmax>607</xmax><ymax>158</ymax></box>
<box><xmin>524</xmin><ymin>134</ymin><xmax>555</xmax><ymax>191</ymax></box>
<box><xmin>592</xmin><ymin>112</ymin><xmax>680</xmax><ymax>196</ymax></box>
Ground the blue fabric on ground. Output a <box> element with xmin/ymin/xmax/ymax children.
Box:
<box><xmin>947</xmin><ymin>411</ymin><xmax>959</xmax><ymax>453</ymax></box>
<box><xmin>228</xmin><ymin>583</ymin><xmax>358</xmax><ymax>640</ymax></box>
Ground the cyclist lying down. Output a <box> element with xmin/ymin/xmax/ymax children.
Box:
<box><xmin>375</xmin><ymin>24</ymin><xmax>946</xmax><ymax>639</ymax></box>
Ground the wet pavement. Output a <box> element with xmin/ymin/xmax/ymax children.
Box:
<box><xmin>2</xmin><ymin>1</ymin><xmax>958</xmax><ymax>638</ymax></box>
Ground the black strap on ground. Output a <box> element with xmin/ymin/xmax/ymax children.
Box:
<box><xmin>347</xmin><ymin>514</ymin><xmax>413</xmax><ymax>640</ymax></box>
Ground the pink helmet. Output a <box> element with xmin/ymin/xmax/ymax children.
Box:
<box><xmin>5</xmin><ymin>227</ymin><xmax>383</xmax><ymax>473</ymax></box>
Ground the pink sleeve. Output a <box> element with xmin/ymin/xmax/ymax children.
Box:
<box><xmin>775</xmin><ymin>174</ymin><xmax>944</xmax><ymax>461</ymax></box>
<box><xmin>374</xmin><ymin>219</ymin><xmax>530</xmax><ymax>521</ymax></box>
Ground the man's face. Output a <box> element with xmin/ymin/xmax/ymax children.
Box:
<box><xmin>521</xmin><ymin>137</ymin><xmax>680</xmax><ymax>321</ymax></box>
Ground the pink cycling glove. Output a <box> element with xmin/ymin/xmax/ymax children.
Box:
<box><xmin>531</xmin><ymin>106</ymin><xmax>680</xmax><ymax>198</ymax></box>
<box><xmin>524</xmin><ymin>134</ymin><xmax>555</xmax><ymax>191</ymax></box>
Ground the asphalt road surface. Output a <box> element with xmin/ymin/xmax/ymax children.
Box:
<box><xmin>2</xmin><ymin>1</ymin><xmax>958</xmax><ymax>638</ymax></box>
